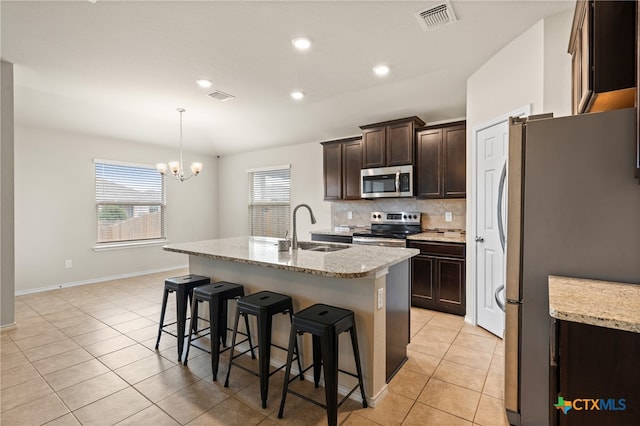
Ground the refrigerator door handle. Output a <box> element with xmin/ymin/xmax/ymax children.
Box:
<box><xmin>497</xmin><ymin>162</ymin><xmax>507</xmax><ymax>253</ymax></box>
<box><xmin>494</xmin><ymin>284</ymin><xmax>506</xmax><ymax>312</ymax></box>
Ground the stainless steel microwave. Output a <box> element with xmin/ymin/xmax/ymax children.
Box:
<box><xmin>361</xmin><ymin>165</ymin><xmax>414</xmax><ymax>198</ymax></box>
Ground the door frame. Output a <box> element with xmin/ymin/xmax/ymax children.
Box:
<box><xmin>466</xmin><ymin>105</ymin><xmax>530</xmax><ymax>326</ymax></box>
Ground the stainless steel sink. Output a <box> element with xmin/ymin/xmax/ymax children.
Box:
<box><xmin>296</xmin><ymin>241</ymin><xmax>348</xmax><ymax>252</ymax></box>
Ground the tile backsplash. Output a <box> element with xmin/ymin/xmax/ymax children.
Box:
<box><xmin>331</xmin><ymin>198</ymin><xmax>466</xmax><ymax>230</ymax></box>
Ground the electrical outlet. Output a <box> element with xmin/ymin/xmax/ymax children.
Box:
<box><xmin>347</xmin><ymin>211</ymin><xmax>353</xmax><ymax>220</ymax></box>
<box><xmin>65</xmin><ymin>259</ymin><xmax>72</xmax><ymax>268</ymax></box>
<box><xmin>377</xmin><ymin>288</ymin><xmax>384</xmax><ymax>310</ymax></box>
<box><xmin>445</xmin><ymin>212</ymin><xmax>453</xmax><ymax>222</ymax></box>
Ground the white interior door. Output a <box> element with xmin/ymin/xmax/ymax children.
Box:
<box><xmin>475</xmin><ymin>120</ymin><xmax>508</xmax><ymax>337</ymax></box>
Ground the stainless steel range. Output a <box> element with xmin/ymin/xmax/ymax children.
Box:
<box><xmin>352</xmin><ymin>212</ymin><xmax>422</xmax><ymax>247</ymax></box>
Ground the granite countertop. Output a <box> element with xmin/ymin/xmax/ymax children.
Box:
<box><xmin>407</xmin><ymin>231</ymin><xmax>466</xmax><ymax>244</ymax></box>
<box><xmin>549</xmin><ymin>275</ymin><xmax>640</xmax><ymax>333</ymax></box>
<box><xmin>164</xmin><ymin>236</ymin><xmax>419</xmax><ymax>279</ymax></box>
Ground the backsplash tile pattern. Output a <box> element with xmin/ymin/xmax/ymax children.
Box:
<box><xmin>331</xmin><ymin>199</ymin><xmax>466</xmax><ymax>230</ymax></box>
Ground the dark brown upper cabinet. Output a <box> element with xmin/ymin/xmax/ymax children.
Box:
<box><xmin>415</xmin><ymin>121</ymin><xmax>466</xmax><ymax>199</ymax></box>
<box><xmin>360</xmin><ymin>116</ymin><xmax>425</xmax><ymax>168</ymax></box>
<box><xmin>569</xmin><ymin>0</ymin><xmax>636</xmax><ymax>115</ymax></box>
<box><xmin>321</xmin><ymin>136</ymin><xmax>362</xmax><ymax>201</ymax></box>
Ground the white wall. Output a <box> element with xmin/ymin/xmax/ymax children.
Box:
<box><xmin>14</xmin><ymin>126</ymin><xmax>219</xmax><ymax>293</ymax></box>
<box><xmin>465</xmin><ymin>12</ymin><xmax>572</xmax><ymax>323</ymax></box>
<box><xmin>544</xmin><ymin>10</ymin><xmax>573</xmax><ymax>117</ymax></box>
<box><xmin>217</xmin><ymin>141</ymin><xmax>331</xmax><ymax>240</ymax></box>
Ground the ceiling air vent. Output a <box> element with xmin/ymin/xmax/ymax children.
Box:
<box><xmin>415</xmin><ymin>0</ymin><xmax>457</xmax><ymax>31</ymax></box>
<box><xmin>207</xmin><ymin>90</ymin><xmax>235</xmax><ymax>102</ymax></box>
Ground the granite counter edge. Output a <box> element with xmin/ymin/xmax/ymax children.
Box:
<box><xmin>163</xmin><ymin>246</ymin><xmax>417</xmax><ymax>279</ymax></box>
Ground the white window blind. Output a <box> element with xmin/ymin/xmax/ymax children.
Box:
<box><xmin>95</xmin><ymin>160</ymin><xmax>166</xmax><ymax>244</ymax></box>
<box><xmin>249</xmin><ymin>167</ymin><xmax>290</xmax><ymax>238</ymax></box>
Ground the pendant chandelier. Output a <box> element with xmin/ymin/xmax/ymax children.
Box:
<box><xmin>156</xmin><ymin>108</ymin><xmax>203</xmax><ymax>181</ymax></box>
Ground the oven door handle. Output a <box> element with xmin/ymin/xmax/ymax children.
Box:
<box><xmin>352</xmin><ymin>236</ymin><xmax>406</xmax><ymax>247</ymax></box>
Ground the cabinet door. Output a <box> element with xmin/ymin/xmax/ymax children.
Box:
<box><xmin>415</xmin><ymin>129</ymin><xmax>443</xmax><ymax>198</ymax></box>
<box><xmin>571</xmin><ymin>28</ymin><xmax>583</xmax><ymax>115</ymax></box>
<box><xmin>342</xmin><ymin>139</ymin><xmax>362</xmax><ymax>200</ymax></box>
<box><xmin>362</xmin><ymin>127</ymin><xmax>386</xmax><ymax>168</ymax></box>
<box><xmin>386</xmin><ymin>121</ymin><xmax>414</xmax><ymax>166</ymax></box>
<box><xmin>323</xmin><ymin>143</ymin><xmax>342</xmax><ymax>200</ymax></box>
<box><xmin>411</xmin><ymin>255</ymin><xmax>435</xmax><ymax>309</ymax></box>
<box><xmin>578</xmin><ymin>2</ymin><xmax>591</xmax><ymax>113</ymax></box>
<box><xmin>443</xmin><ymin>124</ymin><xmax>466</xmax><ymax>198</ymax></box>
<box><xmin>557</xmin><ymin>321</ymin><xmax>640</xmax><ymax>426</ymax></box>
<box><xmin>436</xmin><ymin>257</ymin><xmax>465</xmax><ymax>315</ymax></box>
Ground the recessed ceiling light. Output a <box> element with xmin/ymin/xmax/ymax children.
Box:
<box><xmin>292</xmin><ymin>37</ymin><xmax>312</xmax><ymax>50</ymax></box>
<box><xmin>290</xmin><ymin>91</ymin><xmax>305</xmax><ymax>100</ymax></box>
<box><xmin>373</xmin><ymin>65</ymin><xmax>390</xmax><ymax>76</ymax></box>
<box><xmin>196</xmin><ymin>79</ymin><xmax>212</xmax><ymax>88</ymax></box>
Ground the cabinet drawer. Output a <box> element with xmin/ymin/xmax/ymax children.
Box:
<box><xmin>407</xmin><ymin>241</ymin><xmax>465</xmax><ymax>258</ymax></box>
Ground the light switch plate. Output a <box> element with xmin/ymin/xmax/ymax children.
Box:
<box><xmin>445</xmin><ymin>212</ymin><xmax>453</xmax><ymax>222</ymax></box>
<box><xmin>377</xmin><ymin>288</ymin><xmax>384</xmax><ymax>309</ymax></box>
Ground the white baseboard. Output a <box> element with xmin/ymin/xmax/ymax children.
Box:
<box><xmin>0</xmin><ymin>322</ymin><xmax>16</xmax><ymax>330</ymax></box>
<box><xmin>15</xmin><ymin>264</ymin><xmax>189</xmax><ymax>296</ymax></box>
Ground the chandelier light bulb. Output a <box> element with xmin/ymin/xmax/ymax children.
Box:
<box><xmin>156</xmin><ymin>108</ymin><xmax>203</xmax><ymax>182</ymax></box>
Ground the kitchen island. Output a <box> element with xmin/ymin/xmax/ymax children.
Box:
<box><xmin>163</xmin><ymin>236</ymin><xmax>419</xmax><ymax>406</ymax></box>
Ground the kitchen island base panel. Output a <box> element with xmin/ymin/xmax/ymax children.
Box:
<box><xmin>188</xmin><ymin>255</ymin><xmax>410</xmax><ymax>406</ymax></box>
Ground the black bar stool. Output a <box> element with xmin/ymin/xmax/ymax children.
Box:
<box><xmin>278</xmin><ymin>303</ymin><xmax>367</xmax><ymax>426</ymax></box>
<box><xmin>155</xmin><ymin>274</ymin><xmax>210</xmax><ymax>361</ymax></box>
<box><xmin>224</xmin><ymin>290</ymin><xmax>303</xmax><ymax>409</ymax></box>
<box><xmin>183</xmin><ymin>281</ymin><xmax>255</xmax><ymax>381</ymax></box>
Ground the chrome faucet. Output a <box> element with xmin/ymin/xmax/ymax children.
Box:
<box><xmin>291</xmin><ymin>204</ymin><xmax>317</xmax><ymax>249</ymax></box>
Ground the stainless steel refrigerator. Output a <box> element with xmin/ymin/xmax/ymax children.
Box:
<box><xmin>503</xmin><ymin>107</ymin><xmax>640</xmax><ymax>426</ymax></box>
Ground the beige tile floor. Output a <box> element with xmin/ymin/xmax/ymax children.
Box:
<box><xmin>1</xmin><ymin>269</ymin><xmax>509</xmax><ymax>425</ymax></box>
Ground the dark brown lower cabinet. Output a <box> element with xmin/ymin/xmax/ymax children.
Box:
<box><xmin>551</xmin><ymin>320</ymin><xmax>640</xmax><ymax>426</ymax></box>
<box><xmin>408</xmin><ymin>241</ymin><xmax>465</xmax><ymax>316</ymax></box>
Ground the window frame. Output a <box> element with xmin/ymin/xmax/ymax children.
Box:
<box><xmin>93</xmin><ymin>159</ymin><xmax>167</xmax><ymax>251</ymax></box>
<box><xmin>248</xmin><ymin>164</ymin><xmax>291</xmax><ymax>239</ymax></box>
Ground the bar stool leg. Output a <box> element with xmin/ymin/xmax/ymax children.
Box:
<box><xmin>155</xmin><ymin>288</ymin><xmax>170</xmax><ymax>350</ymax></box>
<box><xmin>223</xmin><ymin>307</ymin><xmax>242</xmax><ymax>388</ymax></box>
<box><xmin>290</xmin><ymin>310</ymin><xmax>304</xmax><ymax>381</ymax></box>
<box><xmin>257</xmin><ymin>313</ymin><xmax>273</xmax><ymax>409</ymax></box>
<box><xmin>321</xmin><ymin>330</ymin><xmax>339</xmax><ymax>426</ymax></box>
<box><xmin>189</xmin><ymin>290</ymin><xmax>199</xmax><ymax>333</ymax></box>
<box><xmin>312</xmin><ymin>335</ymin><xmax>322</xmax><ymax>387</ymax></box>
<box><xmin>350</xmin><ymin>326</ymin><xmax>368</xmax><ymax>408</ymax></box>
<box><xmin>182</xmin><ymin>296</ymin><xmax>200</xmax><ymax>366</ymax></box>
<box><xmin>277</xmin><ymin>324</ymin><xmax>298</xmax><ymax>419</ymax></box>
<box><xmin>219</xmin><ymin>297</ymin><xmax>228</xmax><ymax>348</ymax></box>
<box><xmin>243</xmin><ymin>313</ymin><xmax>256</xmax><ymax>359</ymax></box>
<box><xmin>209</xmin><ymin>298</ymin><xmax>221</xmax><ymax>380</ymax></box>
<box><xmin>175</xmin><ymin>289</ymin><xmax>190</xmax><ymax>362</ymax></box>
